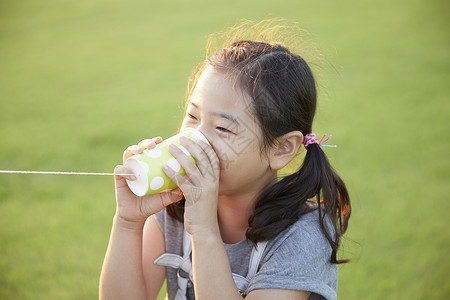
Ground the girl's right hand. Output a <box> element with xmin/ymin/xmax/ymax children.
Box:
<box><xmin>113</xmin><ymin>137</ymin><xmax>184</xmax><ymax>226</ymax></box>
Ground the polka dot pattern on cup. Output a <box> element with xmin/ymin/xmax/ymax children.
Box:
<box><xmin>150</xmin><ymin>176</ymin><xmax>164</xmax><ymax>190</ymax></box>
<box><xmin>146</xmin><ymin>147</ymin><xmax>162</xmax><ymax>158</ymax></box>
<box><xmin>166</xmin><ymin>158</ymin><xmax>181</xmax><ymax>172</ymax></box>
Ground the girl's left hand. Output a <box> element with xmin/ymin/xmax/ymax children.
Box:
<box><xmin>162</xmin><ymin>135</ymin><xmax>221</xmax><ymax>237</ymax></box>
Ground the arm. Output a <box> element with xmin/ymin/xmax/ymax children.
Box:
<box><xmin>99</xmin><ymin>216</ymin><xmax>148</xmax><ymax>300</ymax></box>
<box><xmin>142</xmin><ymin>215</ymin><xmax>167</xmax><ymax>300</ymax></box>
<box><xmin>247</xmin><ymin>289</ymin><xmax>311</xmax><ymax>300</ymax></box>
<box><xmin>99</xmin><ymin>196</ymin><xmax>173</xmax><ymax>300</ymax></box>
<box><xmin>99</xmin><ymin>210</ymin><xmax>169</xmax><ymax>300</ymax></box>
<box><xmin>191</xmin><ymin>233</ymin><xmax>242</xmax><ymax>300</ymax></box>
<box><xmin>162</xmin><ymin>137</ymin><xmax>240</xmax><ymax>299</ymax></box>
<box><xmin>100</xmin><ymin>138</ymin><xmax>182</xmax><ymax>299</ymax></box>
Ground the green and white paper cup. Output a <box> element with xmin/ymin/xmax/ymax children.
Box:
<box><xmin>125</xmin><ymin>128</ymin><xmax>209</xmax><ymax>196</ymax></box>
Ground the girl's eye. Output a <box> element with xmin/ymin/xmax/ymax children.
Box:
<box><xmin>187</xmin><ymin>113</ymin><xmax>197</xmax><ymax>120</ymax></box>
<box><xmin>217</xmin><ymin>127</ymin><xmax>232</xmax><ymax>134</ymax></box>
<box><xmin>186</xmin><ymin>113</ymin><xmax>233</xmax><ymax>134</ymax></box>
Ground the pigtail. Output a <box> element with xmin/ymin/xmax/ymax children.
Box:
<box><xmin>307</xmin><ymin>143</ymin><xmax>351</xmax><ymax>263</ymax></box>
<box><xmin>247</xmin><ymin>142</ymin><xmax>351</xmax><ymax>264</ymax></box>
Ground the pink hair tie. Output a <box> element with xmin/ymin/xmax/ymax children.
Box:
<box><xmin>303</xmin><ymin>133</ymin><xmax>336</xmax><ymax>149</ymax></box>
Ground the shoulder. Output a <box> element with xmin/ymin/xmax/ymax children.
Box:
<box><xmin>268</xmin><ymin>209</ymin><xmax>332</xmax><ymax>255</ymax></box>
<box><xmin>260</xmin><ymin>209</ymin><xmax>334</xmax><ymax>271</ymax></box>
<box><xmin>248</xmin><ymin>210</ymin><xmax>338</xmax><ymax>300</ymax></box>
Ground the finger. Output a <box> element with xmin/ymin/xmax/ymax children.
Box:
<box><xmin>138</xmin><ymin>136</ymin><xmax>163</xmax><ymax>150</ymax></box>
<box><xmin>161</xmin><ymin>188</ymin><xmax>184</xmax><ymax>206</ymax></box>
<box><xmin>139</xmin><ymin>188</ymin><xmax>183</xmax><ymax>217</ymax></box>
<box><xmin>138</xmin><ymin>139</ymin><xmax>156</xmax><ymax>149</ymax></box>
<box><xmin>162</xmin><ymin>163</ymin><xmax>200</xmax><ymax>188</ymax></box>
<box><xmin>169</xmin><ymin>187</ymin><xmax>183</xmax><ymax>200</ymax></box>
<box><xmin>167</xmin><ymin>142</ymin><xmax>202</xmax><ymax>181</ymax></box>
<box><xmin>123</xmin><ymin>145</ymin><xmax>144</xmax><ymax>164</ymax></box>
<box><xmin>138</xmin><ymin>136</ymin><xmax>163</xmax><ymax>149</ymax></box>
<box><xmin>152</xmin><ymin>136</ymin><xmax>163</xmax><ymax>144</ymax></box>
<box><xmin>114</xmin><ymin>165</ymin><xmax>136</xmax><ymax>187</ymax></box>
<box><xmin>179</xmin><ymin>136</ymin><xmax>210</xmax><ymax>177</ymax></box>
<box><xmin>198</xmin><ymin>140</ymin><xmax>220</xmax><ymax>179</ymax></box>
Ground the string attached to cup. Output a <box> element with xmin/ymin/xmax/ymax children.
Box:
<box><xmin>0</xmin><ymin>128</ymin><xmax>207</xmax><ymax>197</ymax></box>
<box><xmin>0</xmin><ymin>170</ymin><xmax>134</xmax><ymax>176</ymax></box>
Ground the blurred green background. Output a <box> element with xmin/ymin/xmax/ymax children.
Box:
<box><xmin>0</xmin><ymin>0</ymin><xmax>449</xmax><ymax>299</ymax></box>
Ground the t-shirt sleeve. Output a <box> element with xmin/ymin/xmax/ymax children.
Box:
<box><xmin>247</xmin><ymin>213</ymin><xmax>338</xmax><ymax>300</ymax></box>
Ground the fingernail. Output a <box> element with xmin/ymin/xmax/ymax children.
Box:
<box><xmin>130</xmin><ymin>175</ymin><xmax>136</xmax><ymax>180</ymax></box>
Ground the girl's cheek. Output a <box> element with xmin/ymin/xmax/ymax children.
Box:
<box><xmin>208</xmin><ymin>141</ymin><xmax>227</xmax><ymax>171</ymax></box>
<box><xmin>179</xmin><ymin>123</ymin><xmax>189</xmax><ymax>131</ymax></box>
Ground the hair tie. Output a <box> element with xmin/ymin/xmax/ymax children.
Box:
<box><xmin>303</xmin><ymin>133</ymin><xmax>337</xmax><ymax>149</ymax></box>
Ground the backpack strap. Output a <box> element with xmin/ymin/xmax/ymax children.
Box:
<box><xmin>155</xmin><ymin>229</ymin><xmax>268</xmax><ymax>299</ymax></box>
<box><xmin>233</xmin><ymin>240</ymin><xmax>268</xmax><ymax>296</ymax></box>
<box><xmin>154</xmin><ymin>230</ymin><xmax>193</xmax><ymax>300</ymax></box>
<box><xmin>246</xmin><ymin>240</ymin><xmax>268</xmax><ymax>280</ymax></box>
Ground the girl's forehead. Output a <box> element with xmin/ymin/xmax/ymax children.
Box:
<box><xmin>190</xmin><ymin>67</ymin><xmax>253</xmax><ymax>114</ymax></box>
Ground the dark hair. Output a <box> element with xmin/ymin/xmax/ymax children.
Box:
<box><xmin>168</xmin><ymin>26</ymin><xmax>351</xmax><ymax>264</ymax></box>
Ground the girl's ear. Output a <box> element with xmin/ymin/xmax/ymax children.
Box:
<box><xmin>268</xmin><ymin>131</ymin><xmax>304</xmax><ymax>171</ymax></box>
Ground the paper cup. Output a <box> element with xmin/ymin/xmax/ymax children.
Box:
<box><xmin>124</xmin><ymin>128</ymin><xmax>210</xmax><ymax>196</ymax></box>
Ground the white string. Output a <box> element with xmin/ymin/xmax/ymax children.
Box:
<box><xmin>0</xmin><ymin>170</ymin><xmax>135</xmax><ymax>176</ymax></box>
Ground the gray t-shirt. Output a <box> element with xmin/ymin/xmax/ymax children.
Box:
<box><xmin>155</xmin><ymin>208</ymin><xmax>337</xmax><ymax>300</ymax></box>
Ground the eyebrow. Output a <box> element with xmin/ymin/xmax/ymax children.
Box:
<box><xmin>189</xmin><ymin>102</ymin><xmax>240</xmax><ymax>126</ymax></box>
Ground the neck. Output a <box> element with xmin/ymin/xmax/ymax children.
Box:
<box><xmin>217</xmin><ymin>175</ymin><xmax>276</xmax><ymax>244</ymax></box>
<box><xmin>217</xmin><ymin>194</ymin><xmax>255</xmax><ymax>244</ymax></box>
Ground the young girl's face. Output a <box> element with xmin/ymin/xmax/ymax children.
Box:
<box><xmin>180</xmin><ymin>66</ymin><xmax>277</xmax><ymax>196</ymax></box>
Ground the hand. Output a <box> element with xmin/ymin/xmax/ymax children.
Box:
<box><xmin>162</xmin><ymin>135</ymin><xmax>221</xmax><ymax>236</ymax></box>
<box><xmin>114</xmin><ymin>137</ymin><xmax>184</xmax><ymax>227</ymax></box>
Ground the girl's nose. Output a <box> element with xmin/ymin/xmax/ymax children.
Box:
<box><xmin>181</xmin><ymin>125</ymin><xmax>211</xmax><ymax>144</ymax></box>
<box><xmin>196</xmin><ymin>127</ymin><xmax>213</xmax><ymax>145</ymax></box>
<box><xmin>192</xmin><ymin>126</ymin><xmax>217</xmax><ymax>151</ymax></box>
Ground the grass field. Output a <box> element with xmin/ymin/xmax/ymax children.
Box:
<box><xmin>1</xmin><ymin>0</ymin><xmax>449</xmax><ymax>299</ymax></box>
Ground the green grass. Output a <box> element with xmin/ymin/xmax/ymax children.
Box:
<box><xmin>1</xmin><ymin>0</ymin><xmax>449</xmax><ymax>299</ymax></box>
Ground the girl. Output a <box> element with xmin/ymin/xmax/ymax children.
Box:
<box><xmin>100</xmin><ymin>23</ymin><xmax>351</xmax><ymax>300</ymax></box>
